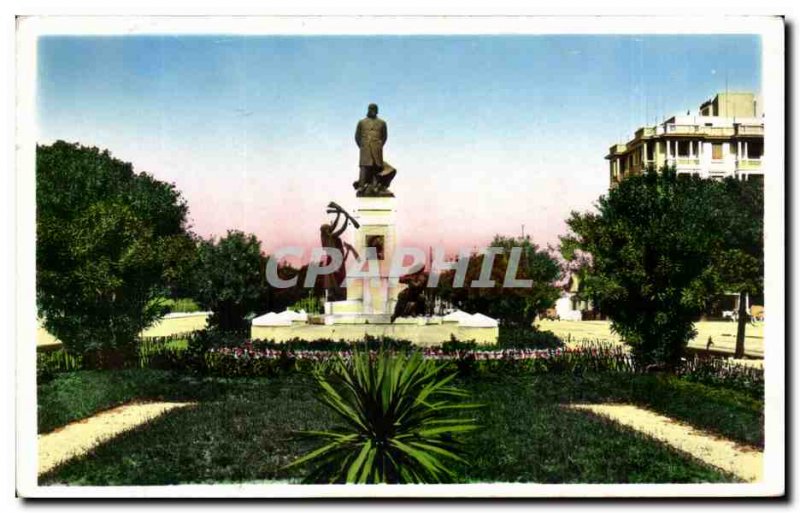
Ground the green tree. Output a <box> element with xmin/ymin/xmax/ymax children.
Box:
<box><xmin>563</xmin><ymin>167</ymin><xmax>727</xmax><ymax>369</ymax></box>
<box><xmin>709</xmin><ymin>178</ymin><xmax>764</xmax><ymax>358</ymax></box>
<box><xmin>438</xmin><ymin>235</ymin><xmax>561</xmax><ymax>327</ymax></box>
<box><xmin>37</xmin><ymin>141</ymin><xmax>191</xmax><ymax>357</ymax></box>
<box><xmin>193</xmin><ymin>230</ymin><xmax>264</xmax><ymax>333</ymax></box>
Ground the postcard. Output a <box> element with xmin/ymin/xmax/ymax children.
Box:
<box><xmin>14</xmin><ymin>15</ymin><xmax>785</xmax><ymax>498</ymax></box>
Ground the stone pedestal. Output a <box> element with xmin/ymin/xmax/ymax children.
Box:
<box><xmin>336</xmin><ymin>196</ymin><xmax>401</xmax><ymax>319</ymax></box>
<box><xmin>251</xmin><ymin>194</ymin><xmax>499</xmax><ymax>345</ymax></box>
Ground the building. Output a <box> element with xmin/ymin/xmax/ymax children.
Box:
<box><xmin>606</xmin><ymin>92</ymin><xmax>764</xmax><ymax>186</ymax></box>
<box><xmin>552</xmin><ymin>272</ymin><xmax>602</xmax><ymax>321</ymax></box>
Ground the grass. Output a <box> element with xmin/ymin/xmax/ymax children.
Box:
<box><xmin>626</xmin><ymin>374</ymin><xmax>764</xmax><ymax>448</ymax></box>
<box><xmin>38</xmin><ymin>369</ymin><xmax>222</xmax><ymax>433</ymax></box>
<box><xmin>454</xmin><ymin>375</ymin><xmax>732</xmax><ymax>483</ymax></box>
<box><xmin>140</xmin><ymin>314</ymin><xmax>208</xmax><ymax>338</ymax></box>
<box><xmin>38</xmin><ymin>369</ymin><xmax>753</xmax><ymax>485</ymax></box>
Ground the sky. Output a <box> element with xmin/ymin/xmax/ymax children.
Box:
<box><xmin>36</xmin><ymin>35</ymin><xmax>761</xmax><ymax>257</ymax></box>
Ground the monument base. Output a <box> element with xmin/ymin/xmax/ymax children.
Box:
<box><xmin>251</xmin><ymin>309</ymin><xmax>499</xmax><ymax>345</ymax></box>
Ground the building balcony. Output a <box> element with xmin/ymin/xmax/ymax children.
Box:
<box><xmin>736</xmin><ymin>158</ymin><xmax>762</xmax><ymax>171</ymax></box>
<box><xmin>666</xmin><ymin>157</ymin><xmax>701</xmax><ymax>166</ymax></box>
<box><xmin>735</xmin><ymin>125</ymin><xmax>764</xmax><ymax>137</ymax></box>
<box><xmin>666</xmin><ymin>157</ymin><xmax>702</xmax><ymax>174</ymax></box>
<box><xmin>607</xmin><ymin>143</ymin><xmax>627</xmax><ymax>156</ymax></box>
<box><xmin>635</xmin><ymin>126</ymin><xmax>657</xmax><ymax>139</ymax></box>
<box><xmin>664</xmin><ymin>124</ymin><xmax>735</xmax><ymax>137</ymax></box>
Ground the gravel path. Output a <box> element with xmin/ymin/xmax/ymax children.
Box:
<box><xmin>569</xmin><ymin>403</ymin><xmax>762</xmax><ymax>482</ymax></box>
<box><xmin>38</xmin><ymin>402</ymin><xmax>195</xmax><ymax>475</ymax></box>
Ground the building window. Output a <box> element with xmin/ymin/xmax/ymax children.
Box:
<box><xmin>677</xmin><ymin>140</ymin><xmax>691</xmax><ymax>157</ymax></box>
<box><xmin>712</xmin><ymin>143</ymin><xmax>723</xmax><ymax>160</ymax></box>
<box><xmin>646</xmin><ymin>143</ymin><xmax>654</xmax><ymax>161</ymax></box>
<box><xmin>747</xmin><ymin>141</ymin><xmax>764</xmax><ymax>159</ymax></box>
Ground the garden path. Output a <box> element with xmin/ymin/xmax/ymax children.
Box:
<box><xmin>569</xmin><ymin>403</ymin><xmax>762</xmax><ymax>482</ymax></box>
<box><xmin>38</xmin><ymin>401</ymin><xmax>195</xmax><ymax>475</ymax></box>
<box><xmin>537</xmin><ymin>320</ymin><xmax>765</xmax><ymax>359</ymax></box>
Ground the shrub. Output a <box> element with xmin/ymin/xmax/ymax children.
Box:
<box><xmin>440</xmin><ymin>339</ymin><xmax>480</xmax><ymax>375</ymax></box>
<box><xmin>497</xmin><ymin>326</ymin><xmax>564</xmax><ymax>350</ymax></box>
<box><xmin>436</xmin><ymin>235</ymin><xmax>561</xmax><ymax>328</ymax></box>
<box><xmin>286</xmin><ymin>350</ymin><xmax>480</xmax><ymax>483</ymax></box>
<box><xmin>192</xmin><ymin>231</ymin><xmax>264</xmax><ymax>334</ymax></box>
<box><xmin>138</xmin><ymin>337</ymin><xmax>190</xmax><ymax>371</ymax></box>
<box><xmin>288</xmin><ymin>292</ymin><xmax>324</xmax><ymax>315</ymax></box>
<box><xmin>251</xmin><ymin>336</ymin><xmax>413</xmax><ymax>353</ymax></box>
<box><xmin>677</xmin><ymin>356</ymin><xmax>763</xmax><ymax>400</ymax></box>
<box><xmin>37</xmin><ymin>350</ymin><xmax>83</xmax><ymax>383</ymax></box>
<box><xmin>37</xmin><ymin>330</ymin><xmax>763</xmax><ymax>401</ymax></box>
<box><xmin>36</xmin><ymin>141</ymin><xmax>193</xmax><ymax>358</ymax></box>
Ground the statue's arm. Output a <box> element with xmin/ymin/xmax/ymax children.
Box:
<box><xmin>355</xmin><ymin>121</ymin><xmax>362</xmax><ymax>147</ymax></box>
<box><xmin>332</xmin><ymin>214</ymin><xmax>348</xmax><ymax>238</ymax></box>
<box><xmin>343</xmin><ymin>241</ymin><xmax>360</xmax><ymax>261</ymax></box>
<box><xmin>381</xmin><ymin>121</ymin><xmax>387</xmax><ymax>144</ymax></box>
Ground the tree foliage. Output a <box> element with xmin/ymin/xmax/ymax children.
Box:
<box><xmin>708</xmin><ymin>178</ymin><xmax>764</xmax><ymax>357</ymax></box>
<box><xmin>562</xmin><ymin>167</ymin><xmax>744</xmax><ymax>368</ymax></box>
<box><xmin>37</xmin><ymin>141</ymin><xmax>192</xmax><ymax>356</ymax></box>
<box><xmin>437</xmin><ymin>235</ymin><xmax>561</xmax><ymax>327</ymax></box>
<box><xmin>192</xmin><ymin>230</ymin><xmax>265</xmax><ymax>333</ymax></box>
<box><xmin>704</xmin><ymin>178</ymin><xmax>764</xmax><ymax>293</ymax></box>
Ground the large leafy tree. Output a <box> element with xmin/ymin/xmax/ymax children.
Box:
<box><xmin>193</xmin><ymin>230</ymin><xmax>264</xmax><ymax>333</ymax></box>
<box><xmin>37</xmin><ymin>141</ymin><xmax>192</xmax><ymax>355</ymax></box>
<box><xmin>438</xmin><ymin>235</ymin><xmax>561</xmax><ymax>327</ymax></box>
<box><xmin>709</xmin><ymin>178</ymin><xmax>764</xmax><ymax>358</ymax></box>
<box><xmin>562</xmin><ymin>167</ymin><xmax>728</xmax><ymax>369</ymax></box>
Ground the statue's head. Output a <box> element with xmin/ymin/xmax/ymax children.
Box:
<box><xmin>320</xmin><ymin>223</ymin><xmax>332</xmax><ymax>236</ymax></box>
<box><xmin>367</xmin><ymin>103</ymin><xmax>378</xmax><ymax>118</ymax></box>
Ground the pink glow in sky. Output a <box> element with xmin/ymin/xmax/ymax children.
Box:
<box><xmin>37</xmin><ymin>35</ymin><xmax>760</xmax><ymax>257</ymax></box>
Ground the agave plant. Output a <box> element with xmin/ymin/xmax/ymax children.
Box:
<box><xmin>286</xmin><ymin>349</ymin><xmax>480</xmax><ymax>484</ymax></box>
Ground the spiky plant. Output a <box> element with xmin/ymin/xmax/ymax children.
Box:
<box><xmin>286</xmin><ymin>349</ymin><xmax>480</xmax><ymax>484</ymax></box>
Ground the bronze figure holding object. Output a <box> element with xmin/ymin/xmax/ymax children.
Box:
<box><xmin>319</xmin><ymin>202</ymin><xmax>360</xmax><ymax>301</ymax></box>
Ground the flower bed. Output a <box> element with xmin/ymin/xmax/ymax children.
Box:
<box><xmin>201</xmin><ymin>341</ymin><xmax>637</xmax><ymax>377</ymax></box>
<box><xmin>36</xmin><ymin>331</ymin><xmax>764</xmax><ymax>399</ymax></box>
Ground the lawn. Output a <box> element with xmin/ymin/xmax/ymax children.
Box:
<box><xmin>38</xmin><ymin>368</ymin><xmax>760</xmax><ymax>485</ymax></box>
<box><xmin>36</xmin><ymin>313</ymin><xmax>209</xmax><ymax>349</ymax></box>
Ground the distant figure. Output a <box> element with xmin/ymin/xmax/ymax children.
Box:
<box><xmin>354</xmin><ymin>103</ymin><xmax>396</xmax><ymax>196</ymax></box>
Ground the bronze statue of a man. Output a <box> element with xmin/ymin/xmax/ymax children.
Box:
<box><xmin>354</xmin><ymin>103</ymin><xmax>396</xmax><ymax>196</ymax></box>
